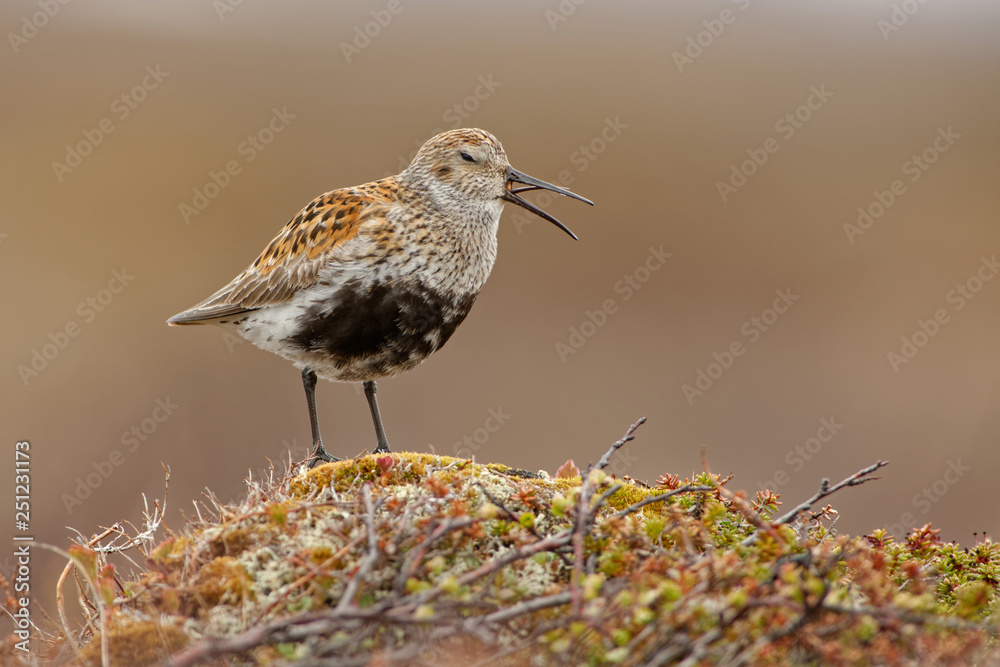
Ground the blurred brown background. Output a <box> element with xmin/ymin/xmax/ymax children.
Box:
<box><xmin>3</xmin><ymin>0</ymin><xmax>1000</xmax><ymax>621</ymax></box>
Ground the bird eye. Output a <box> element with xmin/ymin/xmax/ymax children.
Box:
<box><xmin>460</xmin><ymin>152</ymin><xmax>476</xmax><ymax>163</ymax></box>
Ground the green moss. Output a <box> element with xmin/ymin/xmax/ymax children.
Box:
<box><xmin>209</xmin><ymin>525</ymin><xmax>255</xmax><ymax>557</ymax></box>
<box><xmin>290</xmin><ymin>452</ymin><xmax>474</xmax><ymax>498</ymax></box>
<box><xmin>78</xmin><ymin>620</ymin><xmax>188</xmax><ymax>667</ymax></box>
<box><xmin>27</xmin><ymin>450</ymin><xmax>1000</xmax><ymax>667</ymax></box>
<box><xmin>192</xmin><ymin>556</ymin><xmax>255</xmax><ymax>609</ymax></box>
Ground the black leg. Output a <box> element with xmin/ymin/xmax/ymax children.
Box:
<box><xmin>363</xmin><ymin>380</ymin><xmax>391</xmax><ymax>454</ymax></box>
<box><xmin>303</xmin><ymin>367</ymin><xmax>340</xmax><ymax>467</ymax></box>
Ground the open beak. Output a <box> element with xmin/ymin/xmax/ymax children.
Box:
<box><xmin>503</xmin><ymin>166</ymin><xmax>593</xmax><ymax>240</ymax></box>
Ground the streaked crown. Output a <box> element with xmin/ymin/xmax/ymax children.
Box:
<box><xmin>401</xmin><ymin>128</ymin><xmax>510</xmax><ymax>205</ymax></box>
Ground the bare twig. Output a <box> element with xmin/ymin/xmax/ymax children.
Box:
<box><xmin>401</xmin><ymin>528</ymin><xmax>577</xmax><ymax>613</ymax></box>
<box><xmin>480</xmin><ymin>591</ymin><xmax>572</xmax><ymax>624</ymax></box>
<box><xmin>336</xmin><ymin>484</ymin><xmax>380</xmax><ymax>612</ymax></box>
<box><xmin>595</xmin><ymin>417</ymin><xmax>646</xmax><ymax>471</ymax></box>
<box><xmin>821</xmin><ymin>601</ymin><xmax>1000</xmax><ymax>634</ymax></box>
<box><xmin>571</xmin><ymin>466</ymin><xmax>592</xmax><ymax>615</ymax></box>
<box><xmin>775</xmin><ymin>460</ymin><xmax>889</xmax><ymax>527</ymax></box>
<box><xmin>253</xmin><ymin>534</ymin><xmax>366</xmax><ymax>624</ymax></box>
<box><xmin>56</xmin><ymin>561</ymin><xmax>81</xmax><ymax>652</ymax></box>
<box><xmin>393</xmin><ymin>515</ymin><xmax>480</xmax><ymax>595</ymax></box>
<box><xmin>110</xmin><ymin>428</ymin><xmax>953</xmax><ymax>667</ymax></box>
<box><xmin>741</xmin><ymin>460</ymin><xmax>889</xmax><ymax>547</ymax></box>
<box><xmin>164</xmin><ymin>609</ymin><xmax>385</xmax><ymax>667</ymax></box>
<box><xmin>475</xmin><ymin>483</ymin><xmax>563</xmax><ymax>552</ymax></box>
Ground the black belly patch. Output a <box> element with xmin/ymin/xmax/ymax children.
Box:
<box><xmin>289</xmin><ymin>279</ymin><xmax>476</xmax><ymax>371</ymax></box>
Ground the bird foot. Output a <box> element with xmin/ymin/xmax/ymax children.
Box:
<box><xmin>307</xmin><ymin>442</ymin><xmax>341</xmax><ymax>469</ymax></box>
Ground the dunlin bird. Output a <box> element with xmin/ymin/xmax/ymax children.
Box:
<box><xmin>168</xmin><ymin>128</ymin><xmax>592</xmax><ymax>465</ymax></box>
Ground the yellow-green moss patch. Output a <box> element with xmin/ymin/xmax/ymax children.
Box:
<box><xmin>78</xmin><ymin>620</ymin><xmax>188</xmax><ymax>667</ymax></box>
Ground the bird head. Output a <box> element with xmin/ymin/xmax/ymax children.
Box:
<box><xmin>403</xmin><ymin>128</ymin><xmax>593</xmax><ymax>239</ymax></box>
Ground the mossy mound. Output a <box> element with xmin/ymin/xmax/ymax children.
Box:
<box><xmin>6</xmin><ymin>450</ymin><xmax>1000</xmax><ymax>666</ymax></box>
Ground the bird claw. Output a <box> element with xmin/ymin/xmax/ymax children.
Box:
<box><xmin>307</xmin><ymin>443</ymin><xmax>341</xmax><ymax>469</ymax></box>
